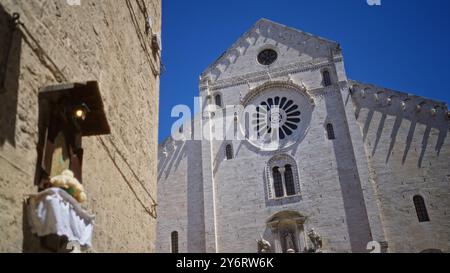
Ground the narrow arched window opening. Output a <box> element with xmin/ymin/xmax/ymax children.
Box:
<box><xmin>326</xmin><ymin>123</ymin><xmax>335</xmax><ymax>140</ymax></box>
<box><xmin>284</xmin><ymin>164</ymin><xmax>296</xmax><ymax>196</ymax></box>
<box><xmin>215</xmin><ymin>94</ymin><xmax>222</xmax><ymax>108</ymax></box>
<box><xmin>323</xmin><ymin>70</ymin><xmax>332</xmax><ymax>87</ymax></box>
<box><xmin>413</xmin><ymin>195</ymin><xmax>430</xmax><ymax>222</ymax></box>
<box><xmin>171</xmin><ymin>231</ymin><xmax>179</xmax><ymax>253</ymax></box>
<box><xmin>267</xmin><ymin>155</ymin><xmax>301</xmax><ymax>200</ymax></box>
<box><xmin>225</xmin><ymin>144</ymin><xmax>233</xmax><ymax>160</ymax></box>
<box><xmin>272</xmin><ymin>167</ymin><xmax>284</xmax><ymax>198</ymax></box>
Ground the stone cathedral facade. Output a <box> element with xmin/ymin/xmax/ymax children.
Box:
<box><xmin>157</xmin><ymin>19</ymin><xmax>450</xmax><ymax>253</ymax></box>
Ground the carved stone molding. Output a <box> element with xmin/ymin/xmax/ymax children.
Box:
<box><xmin>241</xmin><ymin>80</ymin><xmax>314</xmax><ymax>106</ymax></box>
<box><xmin>199</xmin><ymin>58</ymin><xmax>343</xmax><ymax>92</ymax></box>
<box><xmin>267</xmin><ymin>216</ymin><xmax>306</xmax><ymax>232</ymax></box>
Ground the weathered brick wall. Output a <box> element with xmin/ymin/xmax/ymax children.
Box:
<box><xmin>0</xmin><ymin>0</ymin><xmax>161</xmax><ymax>252</ymax></box>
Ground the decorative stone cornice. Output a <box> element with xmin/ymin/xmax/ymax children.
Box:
<box><xmin>350</xmin><ymin>80</ymin><xmax>450</xmax><ymax>119</ymax></box>
<box><xmin>267</xmin><ymin>216</ymin><xmax>306</xmax><ymax>231</ymax></box>
<box><xmin>241</xmin><ymin>80</ymin><xmax>314</xmax><ymax>106</ymax></box>
<box><xmin>200</xmin><ymin>58</ymin><xmax>343</xmax><ymax>92</ymax></box>
<box><xmin>266</xmin><ymin>211</ymin><xmax>307</xmax><ymax>226</ymax></box>
<box><xmin>267</xmin><ymin>153</ymin><xmax>296</xmax><ymax>164</ymax></box>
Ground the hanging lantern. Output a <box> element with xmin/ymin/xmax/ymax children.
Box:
<box><xmin>39</xmin><ymin>81</ymin><xmax>110</xmax><ymax>136</ymax></box>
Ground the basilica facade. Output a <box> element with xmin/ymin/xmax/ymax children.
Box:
<box><xmin>156</xmin><ymin>19</ymin><xmax>450</xmax><ymax>253</ymax></box>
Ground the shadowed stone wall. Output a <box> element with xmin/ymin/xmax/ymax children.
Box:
<box><xmin>0</xmin><ymin>0</ymin><xmax>161</xmax><ymax>253</ymax></box>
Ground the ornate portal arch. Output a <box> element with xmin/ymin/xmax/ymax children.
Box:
<box><xmin>266</xmin><ymin>210</ymin><xmax>308</xmax><ymax>253</ymax></box>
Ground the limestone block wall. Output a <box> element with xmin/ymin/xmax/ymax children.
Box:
<box><xmin>350</xmin><ymin>81</ymin><xmax>450</xmax><ymax>252</ymax></box>
<box><xmin>0</xmin><ymin>0</ymin><xmax>161</xmax><ymax>252</ymax></box>
<box><xmin>209</xmin><ymin>79</ymin><xmax>371</xmax><ymax>253</ymax></box>
<box><xmin>199</xmin><ymin>31</ymin><xmax>372</xmax><ymax>251</ymax></box>
<box><xmin>156</xmin><ymin>124</ymin><xmax>206</xmax><ymax>253</ymax></box>
<box><xmin>174</xmin><ymin>58</ymin><xmax>364</xmax><ymax>252</ymax></box>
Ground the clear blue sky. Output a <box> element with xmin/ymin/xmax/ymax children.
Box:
<box><xmin>158</xmin><ymin>0</ymin><xmax>450</xmax><ymax>143</ymax></box>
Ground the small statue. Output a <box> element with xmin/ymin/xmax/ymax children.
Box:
<box><xmin>257</xmin><ymin>235</ymin><xmax>272</xmax><ymax>253</ymax></box>
<box><xmin>308</xmin><ymin>228</ymin><xmax>322</xmax><ymax>252</ymax></box>
<box><xmin>284</xmin><ymin>232</ymin><xmax>297</xmax><ymax>253</ymax></box>
<box><xmin>50</xmin><ymin>170</ymin><xmax>87</xmax><ymax>203</ymax></box>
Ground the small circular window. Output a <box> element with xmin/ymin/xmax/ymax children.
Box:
<box><xmin>257</xmin><ymin>49</ymin><xmax>278</xmax><ymax>65</ymax></box>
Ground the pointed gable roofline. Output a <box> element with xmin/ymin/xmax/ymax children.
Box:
<box><xmin>200</xmin><ymin>18</ymin><xmax>339</xmax><ymax>81</ymax></box>
<box><xmin>260</xmin><ymin>18</ymin><xmax>339</xmax><ymax>46</ymax></box>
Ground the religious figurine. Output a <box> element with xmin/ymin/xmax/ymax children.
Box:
<box><xmin>257</xmin><ymin>236</ymin><xmax>272</xmax><ymax>253</ymax></box>
<box><xmin>308</xmin><ymin>228</ymin><xmax>322</xmax><ymax>252</ymax></box>
<box><xmin>285</xmin><ymin>232</ymin><xmax>296</xmax><ymax>253</ymax></box>
<box><xmin>50</xmin><ymin>170</ymin><xmax>87</xmax><ymax>203</ymax></box>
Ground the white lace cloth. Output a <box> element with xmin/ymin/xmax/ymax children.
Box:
<box><xmin>27</xmin><ymin>188</ymin><xmax>95</xmax><ymax>248</ymax></box>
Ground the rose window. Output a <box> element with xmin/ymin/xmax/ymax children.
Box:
<box><xmin>242</xmin><ymin>84</ymin><xmax>314</xmax><ymax>151</ymax></box>
<box><xmin>254</xmin><ymin>97</ymin><xmax>301</xmax><ymax>140</ymax></box>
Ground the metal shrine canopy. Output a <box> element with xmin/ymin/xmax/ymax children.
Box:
<box><xmin>38</xmin><ymin>81</ymin><xmax>111</xmax><ymax>136</ymax></box>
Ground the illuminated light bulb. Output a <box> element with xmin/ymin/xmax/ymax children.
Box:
<box><xmin>75</xmin><ymin>109</ymin><xmax>84</xmax><ymax>118</ymax></box>
<box><xmin>72</xmin><ymin>103</ymin><xmax>90</xmax><ymax>122</ymax></box>
<box><xmin>73</xmin><ymin>108</ymin><xmax>86</xmax><ymax>121</ymax></box>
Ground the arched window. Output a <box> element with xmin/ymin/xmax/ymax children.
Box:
<box><xmin>284</xmin><ymin>165</ymin><xmax>296</xmax><ymax>196</ymax></box>
<box><xmin>326</xmin><ymin>123</ymin><xmax>335</xmax><ymax>140</ymax></box>
<box><xmin>322</xmin><ymin>70</ymin><xmax>332</xmax><ymax>87</ymax></box>
<box><xmin>413</xmin><ymin>195</ymin><xmax>430</xmax><ymax>222</ymax></box>
<box><xmin>267</xmin><ymin>155</ymin><xmax>301</xmax><ymax>200</ymax></box>
<box><xmin>215</xmin><ymin>94</ymin><xmax>222</xmax><ymax>107</ymax></box>
<box><xmin>225</xmin><ymin>144</ymin><xmax>233</xmax><ymax>160</ymax></box>
<box><xmin>171</xmin><ymin>231</ymin><xmax>179</xmax><ymax>253</ymax></box>
<box><xmin>272</xmin><ymin>167</ymin><xmax>284</xmax><ymax>198</ymax></box>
